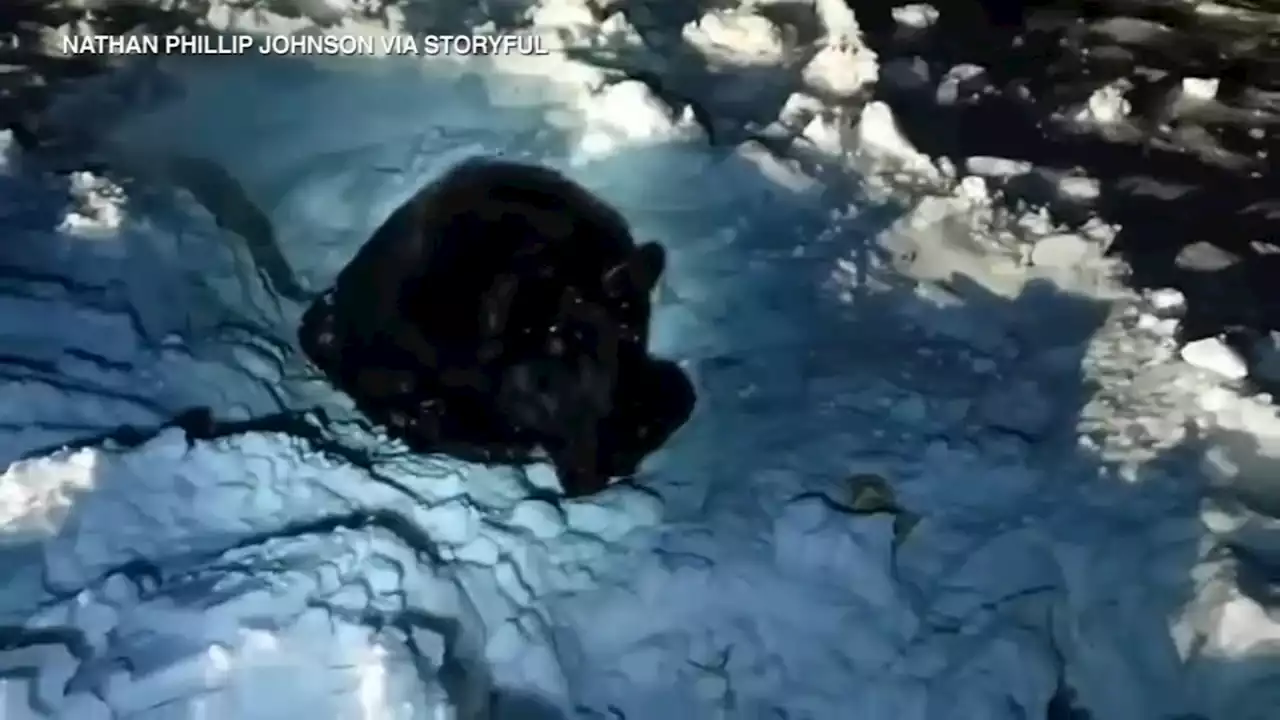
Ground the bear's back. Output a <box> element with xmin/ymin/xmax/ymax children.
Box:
<box><xmin>399</xmin><ymin>159</ymin><xmax>652</xmax><ymax>363</ymax></box>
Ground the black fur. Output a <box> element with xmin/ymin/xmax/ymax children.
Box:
<box><xmin>298</xmin><ymin>157</ymin><xmax>695</xmax><ymax>497</ymax></box>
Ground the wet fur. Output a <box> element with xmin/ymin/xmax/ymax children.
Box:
<box><xmin>299</xmin><ymin>157</ymin><xmax>694</xmax><ymax>496</ymax></box>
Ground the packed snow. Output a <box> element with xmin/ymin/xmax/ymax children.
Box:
<box><xmin>1</xmin><ymin>1</ymin><xmax>1279</xmax><ymax>719</ymax></box>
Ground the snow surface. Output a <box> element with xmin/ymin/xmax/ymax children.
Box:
<box><xmin>1</xmin><ymin>1</ymin><xmax>1279</xmax><ymax>719</ymax></box>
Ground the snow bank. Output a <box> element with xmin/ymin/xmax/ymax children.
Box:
<box><xmin>1</xmin><ymin>0</ymin><xmax>1278</xmax><ymax>719</ymax></box>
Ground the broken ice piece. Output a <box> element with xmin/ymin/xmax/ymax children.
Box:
<box><xmin>1179</xmin><ymin>336</ymin><xmax>1247</xmax><ymax>380</ymax></box>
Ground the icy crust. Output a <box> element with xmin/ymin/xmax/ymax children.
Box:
<box><xmin>1</xmin><ymin>0</ymin><xmax>1279</xmax><ymax>719</ymax></box>
<box><xmin>0</xmin><ymin>135</ymin><xmax>285</xmax><ymax>467</ymax></box>
<box><xmin>15</xmin><ymin>527</ymin><xmax>487</xmax><ymax>720</ymax></box>
<box><xmin>1</xmin><ymin>427</ymin><xmax>667</xmax><ymax>718</ymax></box>
<box><xmin>14</xmin><ymin>427</ymin><xmax>661</xmax><ymax>601</ymax></box>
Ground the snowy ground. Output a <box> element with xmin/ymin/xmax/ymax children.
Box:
<box><xmin>1</xmin><ymin>1</ymin><xmax>1279</xmax><ymax>719</ymax></box>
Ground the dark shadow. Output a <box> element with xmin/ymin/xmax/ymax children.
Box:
<box><xmin>843</xmin><ymin>0</ymin><xmax>1280</xmax><ymax>344</ymax></box>
<box><xmin>490</xmin><ymin>686</ymin><xmax>572</xmax><ymax>720</ymax></box>
<box><xmin>1108</xmin><ymin>423</ymin><xmax>1280</xmax><ymax>719</ymax></box>
<box><xmin>0</xmin><ymin>2</ymin><xmax>119</xmax><ymax>145</ymax></box>
<box><xmin>1</xmin><ymin>1</ymin><xmax>229</xmax><ymax>154</ymax></box>
<box><xmin>1193</xmin><ymin>425</ymin><xmax>1280</xmax><ymax>612</ymax></box>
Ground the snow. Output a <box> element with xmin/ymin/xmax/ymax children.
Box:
<box><xmin>965</xmin><ymin>156</ymin><xmax>1035</xmax><ymax>179</ymax></box>
<box><xmin>57</xmin><ymin>171</ymin><xmax>127</xmax><ymax>237</ymax></box>
<box><xmin>892</xmin><ymin>4</ymin><xmax>939</xmax><ymax>31</ymax></box>
<box><xmin>1180</xmin><ymin>77</ymin><xmax>1220</xmax><ymax>104</ymax></box>
<box><xmin>935</xmin><ymin>64</ymin><xmax>987</xmax><ymax>107</ymax></box>
<box><xmin>1</xmin><ymin>0</ymin><xmax>1279</xmax><ymax>719</ymax></box>
<box><xmin>1075</xmin><ymin>81</ymin><xmax>1133</xmax><ymax>126</ymax></box>
<box><xmin>802</xmin><ymin>0</ymin><xmax>878</xmax><ymax>99</ymax></box>
<box><xmin>681</xmin><ymin>11</ymin><xmax>790</xmax><ymax>67</ymax></box>
<box><xmin>1029</xmin><ymin>233</ymin><xmax>1096</xmax><ymax>269</ymax></box>
<box><xmin>1146</xmin><ymin>288</ymin><xmax>1187</xmax><ymax>318</ymax></box>
<box><xmin>1181</xmin><ymin>338</ymin><xmax>1249</xmax><ymax>381</ymax></box>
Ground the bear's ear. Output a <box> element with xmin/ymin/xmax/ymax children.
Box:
<box><xmin>603</xmin><ymin>242</ymin><xmax>665</xmax><ymax>298</ymax></box>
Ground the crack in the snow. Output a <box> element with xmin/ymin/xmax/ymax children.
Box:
<box><xmin>0</xmin><ymin>626</ymin><xmax>96</xmax><ymax>714</ymax></box>
<box><xmin>0</xmin><ymin>373</ymin><xmax>166</xmax><ymax>420</ymax></box>
<box><xmin>313</xmin><ymin>601</ymin><xmax>487</xmax><ymax>718</ymax></box>
<box><xmin>33</xmin><ymin>505</ymin><xmax>449</xmax><ymax>621</ymax></box>
<box><xmin>0</xmin><ymin>625</ymin><xmax>92</xmax><ymax>657</ymax></box>
<box><xmin>0</xmin><ymin>267</ymin><xmax>155</xmax><ymax>348</ymax></box>
<box><xmin>7</xmin><ymin>402</ymin><xmax>481</xmax><ymax>612</ymax></box>
<box><xmin>0</xmin><ymin>421</ymin><xmax>151</xmax><ymax>436</ymax></box>
<box><xmin>58</xmin><ymin>347</ymin><xmax>137</xmax><ymax>374</ymax></box>
<box><xmin>21</xmin><ymin>406</ymin><xmax>376</xmax><ymax>468</ymax></box>
<box><xmin>0</xmin><ymin>354</ymin><xmax>60</xmax><ymax>374</ymax></box>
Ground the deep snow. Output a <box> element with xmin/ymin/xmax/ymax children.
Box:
<box><xmin>1</xmin><ymin>1</ymin><xmax>1279</xmax><ymax>719</ymax></box>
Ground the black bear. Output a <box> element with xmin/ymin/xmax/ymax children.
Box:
<box><xmin>298</xmin><ymin>156</ymin><xmax>695</xmax><ymax>497</ymax></box>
